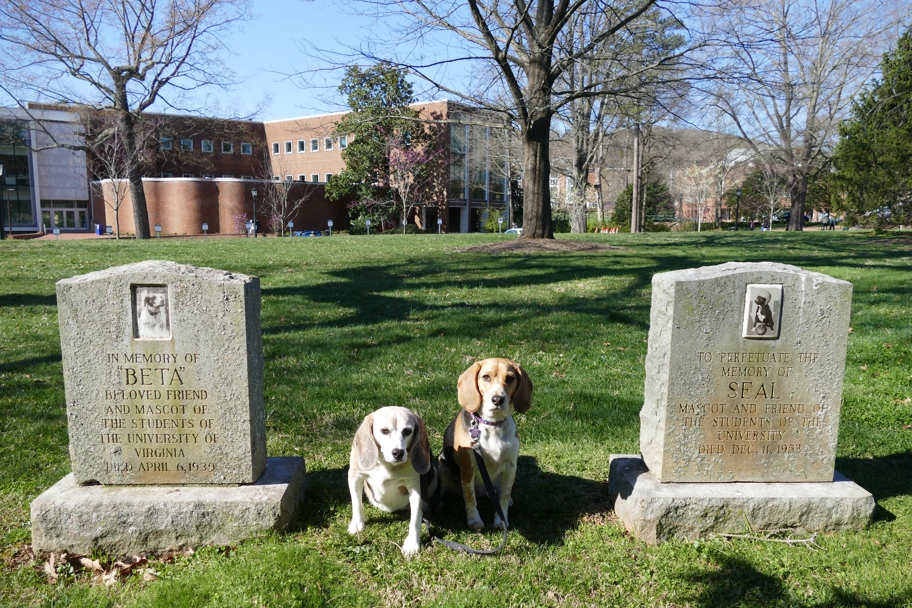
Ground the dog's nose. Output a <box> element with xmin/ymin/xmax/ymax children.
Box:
<box><xmin>491</xmin><ymin>395</ymin><xmax>504</xmax><ymax>407</ymax></box>
<box><xmin>392</xmin><ymin>448</ymin><xmax>405</xmax><ymax>461</ymax></box>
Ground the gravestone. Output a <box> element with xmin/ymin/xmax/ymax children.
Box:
<box><xmin>609</xmin><ymin>262</ymin><xmax>874</xmax><ymax>544</ymax></box>
<box><xmin>31</xmin><ymin>261</ymin><xmax>306</xmax><ymax>554</ymax></box>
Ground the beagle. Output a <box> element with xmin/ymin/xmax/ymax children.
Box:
<box><xmin>348</xmin><ymin>406</ymin><xmax>436</xmax><ymax>557</ymax></box>
<box><xmin>438</xmin><ymin>358</ymin><xmax>533</xmax><ymax>532</ymax></box>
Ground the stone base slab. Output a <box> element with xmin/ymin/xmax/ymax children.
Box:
<box><xmin>608</xmin><ymin>455</ymin><xmax>874</xmax><ymax>545</ymax></box>
<box><xmin>31</xmin><ymin>457</ymin><xmax>305</xmax><ymax>555</ymax></box>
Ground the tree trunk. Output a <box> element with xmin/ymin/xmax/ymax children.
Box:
<box><xmin>520</xmin><ymin>113</ymin><xmax>554</xmax><ymax>239</ymax></box>
<box><xmin>788</xmin><ymin>175</ymin><xmax>807</xmax><ymax>231</ymax></box>
<box><xmin>121</xmin><ymin>111</ymin><xmax>151</xmax><ymax>239</ymax></box>
<box><xmin>630</xmin><ymin>124</ymin><xmax>641</xmax><ymax>233</ymax></box>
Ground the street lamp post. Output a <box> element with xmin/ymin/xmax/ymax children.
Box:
<box><xmin>327</xmin><ymin>219</ymin><xmax>333</xmax><ymax>236</ymax></box>
<box><xmin>251</xmin><ymin>187</ymin><xmax>258</xmax><ymax>238</ymax></box>
<box><xmin>735</xmin><ymin>188</ymin><xmax>742</xmax><ymax>231</ymax></box>
<box><xmin>6</xmin><ymin>187</ymin><xmax>14</xmax><ymax>238</ymax></box>
<box><xmin>498</xmin><ymin>216</ymin><xmax>504</xmax><ymax>233</ymax></box>
<box><xmin>365</xmin><ymin>219</ymin><xmax>371</xmax><ymax>235</ymax></box>
<box><xmin>437</xmin><ymin>217</ymin><xmax>442</xmax><ymax>234</ymax></box>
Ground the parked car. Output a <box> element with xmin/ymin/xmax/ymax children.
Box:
<box><xmin>504</xmin><ymin>227</ymin><xmax>522</xmax><ymax>235</ymax></box>
<box><xmin>293</xmin><ymin>230</ymin><xmax>322</xmax><ymax>237</ymax></box>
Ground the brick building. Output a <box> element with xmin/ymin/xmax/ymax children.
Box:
<box><xmin>0</xmin><ymin>100</ymin><xmax>513</xmax><ymax>236</ymax></box>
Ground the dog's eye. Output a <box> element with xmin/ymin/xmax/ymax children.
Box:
<box><xmin>379</xmin><ymin>428</ymin><xmax>390</xmax><ymax>435</ymax></box>
<box><xmin>506</xmin><ymin>375</ymin><xmax>515</xmax><ymax>383</ymax></box>
<box><xmin>482</xmin><ymin>374</ymin><xmax>491</xmax><ymax>382</ymax></box>
<box><xmin>402</xmin><ymin>428</ymin><xmax>413</xmax><ymax>437</ymax></box>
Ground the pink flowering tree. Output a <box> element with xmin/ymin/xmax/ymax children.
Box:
<box><xmin>384</xmin><ymin>130</ymin><xmax>450</xmax><ymax>233</ymax></box>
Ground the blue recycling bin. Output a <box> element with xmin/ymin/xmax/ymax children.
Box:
<box><xmin>95</xmin><ymin>224</ymin><xmax>103</xmax><ymax>235</ymax></box>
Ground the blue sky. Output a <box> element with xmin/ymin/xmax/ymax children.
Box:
<box><xmin>229</xmin><ymin>0</ymin><xmax>385</xmax><ymax>121</ymax></box>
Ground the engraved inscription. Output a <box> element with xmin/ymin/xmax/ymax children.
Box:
<box><xmin>683</xmin><ymin>349</ymin><xmax>825</xmax><ymax>468</ymax></box>
<box><xmin>100</xmin><ymin>351</ymin><xmax>218</xmax><ymax>482</ymax></box>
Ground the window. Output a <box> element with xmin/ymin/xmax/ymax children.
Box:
<box><xmin>180</xmin><ymin>139</ymin><xmax>193</xmax><ymax>152</ymax></box>
<box><xmin>182</xmin><ymin>173</ymin><xmax>194</xmax><ymax>178</ymax></box>
<box><xmin>160</xmin><ymin>137</ymin><xmax>172</xmax><ymax>151</ymax></box>
<box><xmin>240</xmin><ymin>175</ymin><xmax>253</xmax><ymax>180</ymax></box>
<box><xmin>273</xmin><ymin>176</ymin><xmax>280</xmax><ymax>181</ymax></box>
<box><xmin>222</xmin><ymin>174</ymin><xmax>234</xmax><ymax>178</ymax></box>
<box><xmin>325</xmin><ymin>173</ymin><xmax>333</xmax><ymax>182</ymax></box>
<box><xmin>285</xmin><ymin>141</ymin><xmax>292</xmax><ymax>154</ymax></box>
<box><xmin>339</xmin><ymin>136</ymin><xmax>348</xmax><ymax>150</ymax></box>
<box><xmin>324</xmin><ymin>137</ymin><xmax>333</xmax><ymax>151</ymax></box>
<box><xmin>241</xmin><ymin>142</ymin><xmax>252</xmax><ymax>155</ymax></box>
<box><xmin>286</xmin><ymin>175</ymin><xmax>293</xmax><ymax>181</ymax></box>
<box><xmin>272</xmin><ymin>142</ymin><xmax>280</xmax><ymax>155</ymax></box>
<box><xmin>203</xmin><ymin>174</ymin><xmax>214</xmax><ymax>179</ymax></box>
<box><xmin>201</xmin><ymin>140</ymin><xmax>214</xmax><ymax>153</ymax></box>
<box><xmin>160</xmin><ymin>172</ymin><xmax>174</xmax><ymax>177</ymax></box>
<box><xmin>310</xmin><ymin>138</ymin><xmax>319</xmax><ymax>152</ymax></box>
<box><xmin>298</xmin><ymin>140</ymin><xmax>306</xmax><ymax>153</ymax></box>
<box><xmin>298</xmin><ymin>175</ymin><xmax>307</xmax><ymax>181</ymax></box>
<box><xmin>221</xmin><ymin>142</ymin><xmax>234</xmax><ymax>154</ymax></box>
<box><xmin>311</xmin><ymin>174</ymin><xmax>319</xmax><ymax>182</ymax></box>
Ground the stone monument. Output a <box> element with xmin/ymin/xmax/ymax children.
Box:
<box><xmin>31</xmin><ymin>261</ymin><xmax>306</xmax><ymax>554</ymax></box>
<box><xmin>609</xmin><ymin>262</ymin><xmax>874</xmax><ymax>544</ymax></box>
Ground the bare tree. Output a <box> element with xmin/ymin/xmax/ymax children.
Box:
<box><xmin>0</xmin><ymin>0</ymin><xmax>252</xmax><ymax>238</ymax></box>
<box><xmin>349</xmin><ymin>0</ymin><xmax>693</xmax><ymax>239</ymax></box>
<box><xmin>680</xmin><ymin>162</ymin><xmax>716</xmax><ymax>231</ymax></box>
<box><xmin>698</xmin><ymin>0</ymin><xmax>905</xmax><ymax>231</ymax></box>
<box><xmin>81</xmin><ymin>109</ymin><xmax>162</xmax><ymax>238</ymax></box>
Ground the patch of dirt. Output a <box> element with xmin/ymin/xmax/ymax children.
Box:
<box><xmin>457</xmin><ymin>239</ymin><xmax>621</xmax><ymax>254</ymax></box>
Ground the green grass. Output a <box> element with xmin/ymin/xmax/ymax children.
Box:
<box><xmin>1</xmin><ymin>231</ymin><xmax>911</xmax><ymax>607</ymax></box>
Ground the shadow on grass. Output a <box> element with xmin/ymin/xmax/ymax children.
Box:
<box><xmin>288</xmin><ymin>456</ymin><xmax>610</xmax><ymax>548</ymax></box>
<box><xmin>836</xmin><ymin>452</ymin><xmax>912</xmax><ymax>522</ymax></box>
<box><xmin>0</xmin><ymin>354</ymin><xmax>62</xmax><ymax>374</ymax></box>
<box><xmin>0</xmin><ymin>293</ymin><xmax>57</xmax><ymax>308</ymax></box>
<box><xmin>426</xmin><ymin>455</ymin><xmax>609</xmax><ymax>547</ymax></box>
<box><xmin>679</xmin><ymin>552</ymin><xmax>912</xmax><ymax>607</ymax></box>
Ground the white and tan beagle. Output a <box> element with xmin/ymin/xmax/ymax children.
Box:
<box><xmin>438</xmin><ymin>358</ymin><xmax>533</xmax><ymax>532</ymax></box>
<box><xmin>348</xmin><ymin>406</ymin><xmax>436</xmax><ymax>557</ymax></box>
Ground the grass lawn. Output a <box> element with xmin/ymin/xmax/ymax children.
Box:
<box><xmin>1</xmin><ymin>230</ymin><xmax>910</xmax><ymax>607</ymax></box>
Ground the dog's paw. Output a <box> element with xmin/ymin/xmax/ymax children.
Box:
<box><xmin>467</xmin><ymin>517</ymin><xmax>485</xmax><ymax>532</ymax></box>
<box><xmin>492</xmin><ymin>516</ymin><xmax>508</xmax><ymax>531</ymax></box>
<box><xmin>401</xmin><ymin>536</ymin><xmax>421</xmax><ymax>558</ymax></box>
<box><xmin>348</xmin><ymin>519</ymin><xmax>365</xmax><ymax>535</ymax></box>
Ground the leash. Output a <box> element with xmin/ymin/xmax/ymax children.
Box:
<box><xmin>425</xmin><ymin>444</ymin><xmax>509</xmax><ymax>555</ymax></box>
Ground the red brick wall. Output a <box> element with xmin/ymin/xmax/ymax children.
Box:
<box><xmin>93</xmin><ymin>178</ymin><xmax>350</xmax><ymax>235</ymax></box>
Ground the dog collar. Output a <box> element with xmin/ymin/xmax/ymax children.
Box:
<box><xmin>471</xmin><ymin>411</ymin><xmax>505</xmax><ymax>428</ymax></box>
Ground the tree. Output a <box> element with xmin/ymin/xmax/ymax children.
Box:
<box><xmin>731</xmin><ymin>165</ymin><xmax>790</xmax><ymax>226</ymax></box>
<box><xmin>613</xmin><ymin>178</ymin><xmax>674</xmax><ymax>228</ymax></box>
<box><xmin>257</xmin><ymin>166</ymin><xmax>318</xmax><ymax>237</ymax></box>
<box><xmin>327</xmin><ymin>64</ymin><xmax>420</xmax><ymax>227</ymax></box>
<box><xmin>0</xmin><ymin>0</ymin><xmax>251</xmax><ymax>238</ymax></box>
<box><xmin>354</xmin><ymin>0</ymin><xmax>691</xmax><ymax>239</ymax></box>
<box><xmin>81</xmin><ymin>109</ymin><xmax>162</xmax><ymax>239</ymax></box>
<box><xmin>699</xmin><ymin>0</ymin><xmax>904</xmax><ymax>231</ymax></box>
<box><xmin>679</xmin><ymin>163</ymin><xmax>716</xmax><ymax>231</ymax></box>
<box><xmin>832</xmin><ymin>28</ymin><xmax>912</xmax><ymax>227</ymax></box>
<box><xmin>385</xmin><ymin>131</ymin><xmax>450</xmax><ymax>233</ymax></box>
<box><xmin>328</xmin><ymin>64</ymin><xmax>449</xmax><ymax>231</ymax></box>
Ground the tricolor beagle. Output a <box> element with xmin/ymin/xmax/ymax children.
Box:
<box><xmin>347</xmin><ymin>406</ymin><xmax>436</xmax><ymax>557</ymax></box>
<box><xmin>438</xmin><ymin>358</ymin><xmax>533</xmax><ymax>532</ymax></box>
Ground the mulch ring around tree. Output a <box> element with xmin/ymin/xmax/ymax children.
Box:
<box><xmin>457</xmin><ymin>239</ymin><xmax>622</xmax><ymax>254</ymax></box>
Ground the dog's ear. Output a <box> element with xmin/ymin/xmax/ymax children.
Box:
<box><xmin>510</xmin><ymin>362</ymin><xmax>534</xmax><ymax>413</ymax></box>
<box><xmin>457</xmin><ymin>361</ymin><xmax>483</xmax><ymax>413</ymax></box>
<box><xmin>353</xmin><ymin>413</ymin><xmax>379</xmax><ymax>470</ymax></box>
<box><xmin>409</xmin><ymin>415</ymin><xmax>432</xmax><ymax>475</ymax></box>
